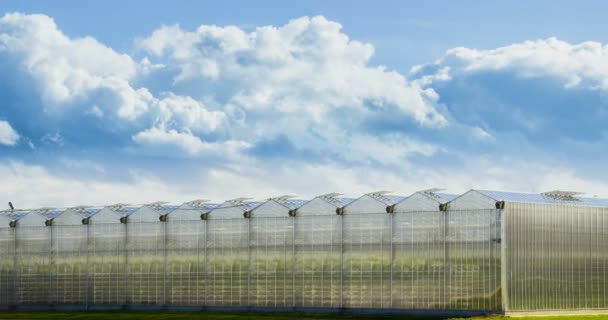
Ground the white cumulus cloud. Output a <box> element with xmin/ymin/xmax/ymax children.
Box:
<box><xmin>421</xmin><ymin>37</ymin><xmax>608</xmax><ymax>90</ymax></box>
<box><xmin>132</xmin><ymin>126</ymin><xmax>248</xmax><ymax>156</ymax></box>
<box><xmin>139</xmin><ymin>16</ymin><xmax>446</xmax><ymax>127</ymax></box>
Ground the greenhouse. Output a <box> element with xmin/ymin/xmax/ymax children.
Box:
<box><xmin>0</xmin><ymin>189</ymin><xmax>607</xmax><ymax>314</ymax></box>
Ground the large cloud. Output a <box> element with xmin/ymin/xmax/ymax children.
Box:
<box><xmin>0</xmin><ymin>13</ymin><xmax>445</xmax><ymax>160</ymax></box>
<box><xmin>436</xmin><ymin>38</ymin><xmax>608</xmax><ymax>89</ymax></box>
<box><xmin>0</xmin><ymin>13</ymin><xmax>227</xmax><ymax>153</ymax></box>
<box><xmin>413</xmin><ymin>38</ymin><xmax>608</xmax><ymax>144</ymax></box>
<box><xmin>138</xmin><ymin>16</ymin><xmax>446</xmax><ymax>127</ymax></box>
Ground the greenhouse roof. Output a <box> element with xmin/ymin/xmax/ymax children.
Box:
<box><xmin>241</xmin><ymin>201</ymin><xmax>262</xmax><ymax>211</ymax></box>
<box><xmin>314</xmin><ymin>193</ymin><xmax>355</xmax><ymax>207</ymax></box>
<box><xmin>181</xmin><ymin>200</ymin><xmax>220</xmax><ymax>212</ymax></box>
<box><xmin>106</xmin><ymin>205</ymin><xmax>142</xmax><ymax>216</ymax></box>
<box><xmin>433</xmin><ymin>193</ymin><xmax>458</xmax><ymax>203</ymax></box>
<box><xmin>476</xmin><ymin>190</ymin><xmax>608</xmax><ymax>207</ymax></box>
<box><xmin>334</xmin><ymin>197</ymin><xmax>355</xmax><ymax>207</ymax></box>
<box><xmin>271</xmin><ymin>198</ymin><xmax>308</xmax><ymax>210</ymax></box>
<box><xmin>370</xmin><ymin>194</ymin><xmax>406</xmax><ymax>206</ymax></box>
<box><xmin>148</xmin><ymin>204</ymin><xmax>180</xmax><ymax>215</ymax></box>
<box><xmin>2</xmin><ymin>210</ymin><xmax>30</xmax><ymax>221</ymax></box>
<box><xmin>36</xmin><ymin>208</ymin><xmax>66</xmax><ymax>220</ymax></box>
<box><xmin>78</xmin><ymin>207</ymin><xmax>104</xmax><ymax>218</ymax></box>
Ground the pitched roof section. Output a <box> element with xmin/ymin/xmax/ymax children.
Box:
<box><xmin>106</xmin><ymin>204</ymin><xmax>142</xmax><ymax>217</ymax></box>
<box><xmin>366</xmin><ymin>193</ymin><xmax>405</xmax><ymax>206</ymax></box>
<box><xmin>35</xmin><ymin>208</ymin><xmax>66</xmax><ymax>220</ymax></box>
<box><xmin>430</xmin><ymin>193</ymin><xmax>458</xmax><ymax>203</ymax></box>
<box><xmin>77</xmin><ymin>207</ymin><xmax>104</xmax><ymax>218</ymax></box>
<box><xmin>180</xmin><ymin>200</ymin><xmax>220</xmax><ymax>213</ymax></box>
<box><xmin>147</xmin><ymin>204</ymin><xmax>180</xmax><ymax>215</ymax></box>
<box><xmin>315</xmin><ymin>193</ymin><xmax>355</xmax><ymax>208</ymax></box>
<box><xmin>476</xmin><ymin>190</ymin><xmax>608</xmax><ymax>207</ymax></box>
<box><xmin>270</xmin><ymin>197</ymin><xmax>308</xmax><ymax>210</ymax></box>
<box><xmin>0</xmin><ymin>209</ymin><xmax>30</xmax><ymax>221</ymax></box>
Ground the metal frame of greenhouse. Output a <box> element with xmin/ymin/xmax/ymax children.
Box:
<box><xmin>1</xmin><ymin>188</ymin><xmax>608</xmax><ymax>315</ymax></box>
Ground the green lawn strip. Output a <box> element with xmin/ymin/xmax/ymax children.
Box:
<box><xmin>0</xmin><ymin>311</ymin><xmax>445</xmax><ymax>320</ymax></box>
<box><xmin>3</xmin><ymin>313</ymin><xmax>608</xmax><ymax>320</ymax></box>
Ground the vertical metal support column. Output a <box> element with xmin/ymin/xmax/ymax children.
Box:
<box><xmin>500</xmin><ymin>206</ymin><xmax>509</xmax><ymax>312</ymax></box>
<box><xmin>443</xmin><ymin>209</ymin><xmax>450</xmax><ymax>309</ymax></box>
<box><xmin>122</xmin><ymin>220</ymin><xmax>129</xmax><ymax>308</ymax></box>
<box><xmin>10</xmin><ymin>226</ymin><xmax>17</xmax><ymax>309</ymax></box>
<box><xmin>48</xmin><ymin>224</ymin><xmax>54</xmax><ymax>308</ymax></box>
<box><xmin>291</xmin><ymin>215</ymin><xmax>296</xmax><ymax>309</ymax></box>
<box><xmin>339</xmin><ymin>213</ymin><xmax>344</xmax><ymax>310</ymax></box>
<box><xmin>389</xmin><ymin>212</ymin><xmax>394</xmax><ymax>309</ymax></box>
<box><xmin>247</xmin><ymin>217</ymin><xmax>252</xmax><ymax>309</ymax></box>
<box><xmin>163</xmin><ymin>218</ymin><xmax>168</xmax><ymax>309</ymax></box>
<box><xmin>85</xmin><ymin>222</ymin><xmax>91</xmax><ymax>310</ymax></box>
<box><xmin>203</xmin><ymin>219</ymin><xmax>208</xmax><ymax>310</ymax></box>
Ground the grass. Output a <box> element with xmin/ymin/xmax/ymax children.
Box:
<box><xmin>0</xmin><ymin>313</ymin><xmax>608</xmax><ymax>320</ymax></box>
<box><xmin>0</xmin><ymin>311</ymin><xmax>442</xmax><ymax>320</ymax></box>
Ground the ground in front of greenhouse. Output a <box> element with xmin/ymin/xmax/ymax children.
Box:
<box><xmin>1</xmin><ymin>312</ymin><xmax>608</xmax><ymax>320</ymax></box>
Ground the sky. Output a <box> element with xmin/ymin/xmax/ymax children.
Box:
<box><xmin>1</xmin><ymin>1</ymin><xmax>608</xmax><ymax>208</ymax></box>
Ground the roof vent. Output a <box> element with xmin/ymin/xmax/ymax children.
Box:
<box><xmin>108</xmin><ymin>203</ymin><xmax>130</xmax><ymax>210</ymax></box>
<box><xmin>318</xmin><ymin>193</ymin><xmax>344</xmax><ymax>205</ymax></box>
<box><xmin>184</xmin><ymin>199</ymin><xmax>209</xmax><ymax>208</ymax></box>
<box><xmin>542</xmin><ymin>190</ymin><xmax>583</xmax><ymax>202</ymax></box>
<box><xmin>269</xmin><ymin>195</ymin><xmax>296</xmax><ymax>206</ymax></box>
<box><xmin>32</xmin><ymin>207</ymin><xmax>54</xmax><ymax>218</ymax></box>
<box><xmin>227</xmin><ymin>197</ymin><xmax>252</xmax><ymax>206</ymax></box>
<box><xmin>419</xmin><ymin>188</ymin><xmax>445</xmax><ymax>199</ymax></box>
<box><xmin>366</xmin><ymin>190</ymin><xmax>393</xmax><ymax>203</ymax></box>
<box><xmin>145</xmin><ymin>201</ymin><xmax>169</xmax><ymax>208</ymax></box>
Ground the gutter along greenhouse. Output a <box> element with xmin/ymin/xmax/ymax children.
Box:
<box><xmin>0</xmin><ymin>189</ymin><xmax>607</xmax><ymax>314</ymax></box>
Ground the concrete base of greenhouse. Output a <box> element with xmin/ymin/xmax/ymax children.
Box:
<box><xmin>1</xmin><ymin>305</ymin><xmax>501</xmax><ymax>316</ymax></box>
<box><xmin>507</xmin><ymin>309</ymin><xmax>608</xmax><ymax>317</ymax></box>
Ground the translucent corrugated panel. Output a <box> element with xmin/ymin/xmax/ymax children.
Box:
<box><xmin>343</xmin><ymin>213</ymin><xmax>391</xmax><ymax>308</ymax></box>
<box><xmin>0</xmin><ymin>227</ymin><xmax>14</xmax><ymax>307</ymax></box>
<box><xmin>250</xmin><ymin>217</ymin><xmax>294</xmax><ymax>307</ymax></box>
<box><xmin>90</xmin><ymin>223</ymin><xmax>125</xmax><ymax>305</ymax></box>
<box><xmin>15</xmin><ymin>226</ymin><xmax>50</xmax><ymax>305</ymax></box>
<box><xmin>446</xmin><ymin>209</ymin><xmax>501</xmax><ymax>311</ymax></box>
<box><xmin>206</xmin><ymin>218</ymin><xmax>249</xmax><ymax>306</ymax></box>
<box><xmin>506</xmin><ymin>203</ymin><xmax>608</xmax><ymax>311</ymax></box>
<box><xmin>294</xmin><ymin>215</ymin><xmax>341</xmax><ymax>308</ymax></box>
<box><xmin>166</xmin><ymin>220</ymin><xmax>205</xmax><ymax>306</ymax></box>
<box><xmin>51</xmin><ymin>224</ymin><xmax>88</xmax><ymax>305</ymax></box>
<box><xmin>392</xmin><ymin>211</ymin><xmax>446</xmax><ymax>309</ymax></box>
<box><xmin>126</xmin><ymin>222</ymin><xmax>165</xmax><ymax>305</ymax></box>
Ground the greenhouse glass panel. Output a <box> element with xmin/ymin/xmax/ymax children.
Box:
<box><xmin>294</xmin><ymin>215</ymin><xmax>342</xmax><ymax>308</ymax></box>
<box><xmin>342</xmin><ymin>213</ymin><xmax>391</xmax><ymax>309</ymax></box>
<box><xmin>89</xmin><ymin>222</ymin><xmax>125</xmax><ymax>305</ymax></box>
<box><xmin>250</xmin><ymin>216</ymin><xmax>294</xmax><ymax>307</ymax></box>
<box><xmin>206</xmin><ymin>218</ymin><xmax>249</xmax><ymax>307</ymax></box>
<box><xmin>166</xmin><ymin>219</ymin><xmax>205</xmax><ymax>306</ymax></box>
<box><xmin>0</xmin><ymin>224</ymin><xmax>14</xmax><ymax>307</ymax></box>
<box><xmin>15</xmin><ymin>225</ymin><xmax>50</xmax><ymax>305</ymax></box>
<box><xmin>126</xmin><ymin>221</ymin><xmax>165</xmax><ymax>306</ymax></box>
<box><xmin>51</xmin><ymin>224</ymin><xmax>88</xmax><ymax>305</ymax></box>
<box><xmin>446</xmin><ymin>209</ymin><xmax>501</xmax><ymax>311</ymax></box>
<box><xmin>392</xmin><ymin>211</ymin><xmax>446</xmax><ymax>310</ymax></box>
<box><xmin>505</xmin><ymin>202</ymin><xmax>608</xmax><ymax>311</ymax></box>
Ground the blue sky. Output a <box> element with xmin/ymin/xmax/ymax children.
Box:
<box><xmin>1</xmin><ymin>1</ymin><xmax>608</xmax><ymax>208</ymax></box>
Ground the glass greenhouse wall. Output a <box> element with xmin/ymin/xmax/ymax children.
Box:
<box><xmin>504</xmin><ymin>202</ymin><xmax>608</xmax><ymax>311</ymax></box>
<box><xmin>0</xmin><ymin>190</ymin><xmax>607</xmax><ymax>314</ymax></box>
